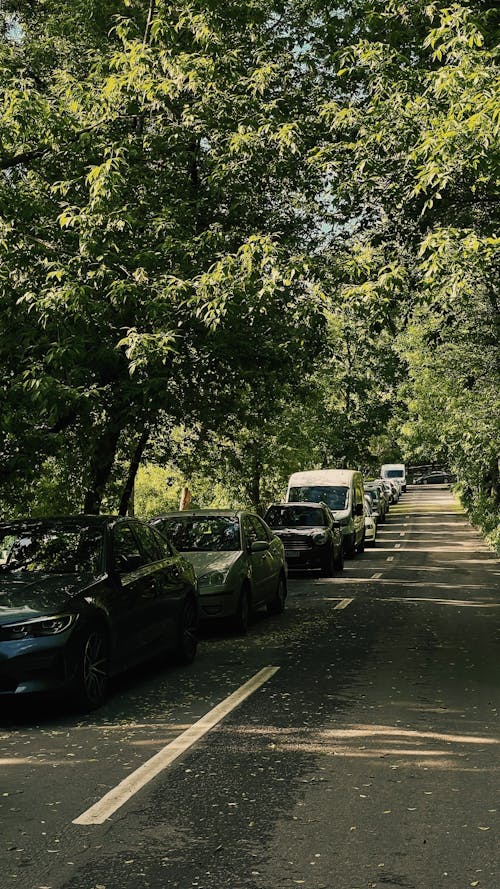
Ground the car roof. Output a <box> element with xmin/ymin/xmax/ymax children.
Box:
<box><xmin>0</xmin><ymin>515</ymin><xmax>146</xmax><ymax>531</ymax></box>
<box><xmin>288</xmin><ymin>469</ymin><xmax>360</xmax><ymax>486</ymax></box>
<box><xmin>152</xmin><ymin>510</ymin><xmax>244</xmax><ymax>519</ymax></box>
<box><xmin>0</xmin><ymin>514</ymin><xmax>113</xmax><ymax>526</ymax></box>
<box><xmin>267</xmin><ymin>502</ymin><xmax>327</xmax><ymax>508</ymax></box>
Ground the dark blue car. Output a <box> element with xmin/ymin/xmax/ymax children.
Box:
<box><xmin>0</xmin><ymin>516</ymin><xmax>199</xmax><ymax>710</ymax></box>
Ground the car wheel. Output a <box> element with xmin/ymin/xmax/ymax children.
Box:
<box><xmin>320</xmin><ymin>547</ymin><xmax>336</xmax><ymax>577</ymax></box>
<box><xmin>233</xmin><ymin>585</ymin><xmax>251</xmax><ymax>634</ymax></box>
<box><xmin>333</xmin><ymin>544</ymin><xmax>344</xmax><ymax>572</ymax></box>
<box><xmin>267</xmin><ymin>572</ymin><xmax>287</xmax><ymax>615</ymax></box>
<box><xmin>344</xmin><ymin>534</ymin><xmax>356</xmax><ymax>559</ymax></box>
<box><xmin>75</xmin><ymin>625</ymin><xmax>109</xmax><ymax>711</ymax></box>
<box><xmin>174</xmin><ymin>596</ymin><xmax>198</xmax><ymax>665</ymax></box>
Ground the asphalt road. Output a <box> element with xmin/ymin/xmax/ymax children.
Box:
<box><xmin>1</xmin><ymin>486</ymin><xmax>499</xmax><ymax>889</ymax></box>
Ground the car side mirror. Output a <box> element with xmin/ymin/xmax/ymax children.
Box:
<box><xmin>355</xmin><ymin>503</ymin><xmax>364</xmax><ymax>517</ymax></box>
<box><xmin>250</xmin><ymin>540</ymin><xmax>270</xmax><ymax>554</ymax></box>
<box><xmin>332</xmin><ymin>520</ymin><xmax>341</xmax><ymax>530</ymax></box>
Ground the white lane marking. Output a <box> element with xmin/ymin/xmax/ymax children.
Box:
<box><xmin>400</xmin><ymin>532</ymin><xmax>406</xmax><ymax>537</ymax></box>
<box><xmin>386</xmin><ymin>557</ymin><xmax>394</xmax><ymax>561</ymax></box>
<box><xmin>334</xmin><ymin>598</ymin><xmax>354</xmax><ymax>610</ymax></box>
<box><xmin>371</xmin><ymin>572</ymin><xmax>383</xmax><ymax>579</ymax></box>
<box><xmin>394</xmin><ymin>544</ymin><xmax>401</xmax><ymax>548</ymax></box>
<box><xmin>73</xmin><ymin>666</ymin><xmax>280</xmax><ymax>826</ymax></box>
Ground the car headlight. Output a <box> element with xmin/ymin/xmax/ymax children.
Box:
<box><xmin>312</xmin><ymin>531</ymin><xmax>328</xmax><ymax>546</ymax></box>
<box><xmin>198</xmin><ymin>570</ymin><xmax>228</xmax><ymax>588</ymax></box>
<box><xmin>1</xmin><ymin>614</ymin><xmax>77</xmax><ymax>641</ymax></box>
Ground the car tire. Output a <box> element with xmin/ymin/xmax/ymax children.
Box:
<box><xmin>344</xmin><ymin>534</ymin><xmax>356</xmax><ymax>559</ymax></box>
<box><xmin>174</xmin><ymin>596</ymin><xmax>198</xmax><ymax>665</ymax></box>
<box><xmin>233</xmin><ymin>585</ymin><xmax>251</xmax><ymax>634</ymax></box>
<box><xmin>267</xmin><ymin>572</ymin><xmax>287</xmax><ymax>615</ymax></box>
<box><xmin>320</xmin><ymin>547</ymin><xmax>336</xmax><ymax>577</ymax></box>
<box><xmin>74</xmin><ymin>625</ymin><xmax>109</xmax><ymax>711</ymax></box>
<box><xmin>333</xmin><ymin>544</ymin><xmax>344</xmax><ymax>572</ymax></box>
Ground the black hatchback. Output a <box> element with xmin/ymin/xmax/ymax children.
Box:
<box><xmin>0</xmin><ymin>516</ymin><xmax>199</xmax><ymax>709</ymax></box>
<box><xmin>263</xmin><ymin>502</ymin><xmax>344</xmax><ymax>576</ymax></box>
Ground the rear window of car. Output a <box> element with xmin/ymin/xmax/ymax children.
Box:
<box><xmin>265</xmin><ymin>506</ymin><xmax>326</xmax><ymax>527</ymax></box>
<box><xmin>155</xmin><ymin>515</ymin><xmax>241</xmax><ymax>552</ymax></box>
<box><xmin>0</xmin><ymin>523</ymin><xmax>103</xmax><ymax>575</ymax></box>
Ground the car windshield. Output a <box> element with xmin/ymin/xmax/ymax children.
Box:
<box><xmin>0</xmin><ymin>523</ymin><xmax>103</xmax><ymax>575</ymax></box>
<box><xmin>288</xmin><ymin>486</ymin><xmax>349</xmax><ymax>511</ymax></box>
<box><xmin>158</xmin><ymin>516</ymin><xmax>241</xmax><ymax>552</ymax></box>
<box><xmin>386</xmin><ymin>470</ymin><xmax>404</xmax><ymax>478</ymax></box>
<box><xmin>265</xmin><ymin>506</ymin><xmax>325</xmax><ymax>528</ymax></box>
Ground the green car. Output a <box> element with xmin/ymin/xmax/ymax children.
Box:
<box><xmin>151</xmin><ymin>510</ymin><xmax>287</xmax><ymax>633</ymax></box>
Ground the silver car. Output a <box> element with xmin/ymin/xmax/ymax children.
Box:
<box><xmin>151</xmin><ymin>510</ymin><xmax>287</xmax><ymax>633</ymax></box>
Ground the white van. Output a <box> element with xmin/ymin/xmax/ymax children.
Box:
<box><xmin>286</xmin><ymin>469</ymin><xmax>365</xmax><ymax>557</ymax></box>
<box><xmin>380</xmin><ymin>463</ymin><xmax>406</xmax><ymax>492</ymax></box>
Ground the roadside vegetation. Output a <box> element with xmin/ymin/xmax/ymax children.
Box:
<box><xmin>1</xmin><ymin>1</ymin><xmax>498</xmax><ymax>547</ymax></box>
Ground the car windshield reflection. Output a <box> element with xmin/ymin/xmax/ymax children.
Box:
<box><xmin>266</xmin><ymin>506</ymin><xmax>325</xmax><ymax>528</ymax></box>
<box><xmin>288</xmin><ymin>485</ymin><xmax>349</xmax><ymax>511</ymax></box>
<box><xmin>160</xmin><ymin>516</ymin><xmax>241</xmax><ymax>552</ymax></box>
<box><xmin>0</xmin><ymin>523</ymin><xmax>103</xmax><ymax>575</ymax></box>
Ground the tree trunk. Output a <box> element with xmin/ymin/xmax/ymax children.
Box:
<box><xmin>118</xmin><ymin>427</ymin><xmax>150</xmax><ymax>517</ymax></box>
<box><xmin>83</xmin><ymin>423</ymin><xmax>122</xmax><ymax>514</ymax></box>
<box><xmin>248</xmin><ymin>456</ymin><xmax>263</xmax><ymax>513</ymax></box>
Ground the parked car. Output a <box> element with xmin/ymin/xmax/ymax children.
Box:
<box><xmin>263</xmin><ymin>502</ymin><xmax>344</xmax><ymax>576</ymax></box>
<box><xmin>363</xmin><ymin>494</ymin><xmax>377</xmax><ymax>546</ymax></box>
<box><xmin>414</xmin><ymin>471</ymin><xmax>451</xmax><ymax>485</ymax></box>
<box><xmin>364</xmin><ymin>487</ymin><xmax>383</xmax><ymax>524</ymax></box>
<box><xmin>286</xmin><ymin>469</ymin><xmax>365</xmax><ymax>557</ymax></box>
<box><xmin>373</xmin><ymin>478</ymin><xmax>393</xmax><ymax>507</ymax></box>
<box><xmin>0</xmin><ymin>516</ymin><xmax>199</xmax><ymax>710</ymax></box>
<box><xmin>381</xmin><ymin>463</ymin><xmax>407</xmax><ymax>492</ymax></box>
<box><xmin>387</xmin><ymin>479</ymin><xmax>400</xmax><ymax>503</ymax></box>
<box><xmin>151</xmin><ymin>510</ymin><xmax>287</xmax><ymax>633</ymax></box>
<box><xmin>365</xmin><ymin>481</ymin><xmax>388</xmax><ymax>522</ymax></box>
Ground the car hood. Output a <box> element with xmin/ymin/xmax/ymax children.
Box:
<box><xmin>0</xmin><ymin>572</ymin><xmax>97</xmax><ymax>624</ymax></box>
<box><xmin>179</xmin><ymin>551</ymin><xmax>242</xmax><ymax>575</ymax></box>
<box><xmin>330</xmin><ymin>508</ymin><xmax>350</xmax><ymax>521</ymax></box>
<box><xmin>271</xmin><ymin>527</ymin><xmax>326</xmax><ymax>538</ymax></box>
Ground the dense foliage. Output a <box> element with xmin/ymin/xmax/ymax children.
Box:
<box><xmin>1</xmin><ymin>2</ymin><xmax>498</xmax><ymax>544</ymax></box>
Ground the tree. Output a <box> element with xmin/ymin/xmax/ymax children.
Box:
<box><xmin>0</xmin><ymin>0</ymin><xmax>328</xmax><ymax>514</ymax></box>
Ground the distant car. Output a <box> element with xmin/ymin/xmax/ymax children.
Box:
<box><xmin>0</xmin><ymin>516</ymin><xmax>199</xmax><ymax>710</ymax></box>
<box><xmin>381</xmin><ymin>463</ymin><xmax>407</xmax><ymax>492</ymax></box>
<box><xmin>414</xmin><ymin>471</ymin><xmax>451</xmax><ymax>485</ymax></box>
<box><xmin>364</xmin><ymin>487</ymin><xmax>383</xmax><ymax>524</ymax></box>
<box><xmin>151</xmin><ymin>510</ymin><xmax>287</xmax><ymax>633</ymax></box>
<box><xmin>264</xmin><ymin>502</ymin><xmax>344</xmax><ymax>576</ymax></box>
<box><xmin>375</xmin><ymin>478</ymin><xmax>394</xmax><ymax>506</ymax></box>
<box><xmin>387</xmin><ymin>479</ymin><xmax>400</xmax><ymax>503</ymax></box>
<box><xmin>365</xmin><ymin>482</ymin><xmax>388</xmax><ymax>522</ymax></box>
<box><xmin>363</xmin><ymin>495</ymin><xmax>377</xmax><ymax>546</ymax></box>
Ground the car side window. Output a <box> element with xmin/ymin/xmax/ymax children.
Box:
<box><xmin>149</xmin><ymin>524</ymin><xmax>175</xmax><ymax>557</ymax></box>
<box><xmin>112</xmin><ymin>524</ymin><xmax>147</xmax><ymax>574</ymax></box>
<box><xmin>249</xmin><ymin>515</ymin><xmax>269</xmax><ymax>541</ymax></box>
<box><xmin>132</xmin><ymin>522</ymin><xmax>166</xmax><ymax>562</ymax></box>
